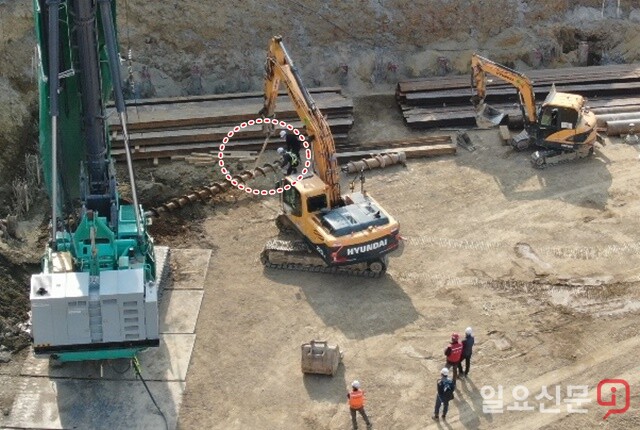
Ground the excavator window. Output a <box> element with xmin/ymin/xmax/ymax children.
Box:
<box><xmin>560</xmin><ymin>108</ymin><xmax>578</xmax><ymax>129</ymax></box>
<box><xmin>307</xmin><ymin>195</ymin><xmax>328</xmax><ymax>213</ymax></box>
<box><xmin>540</xmin><ymin>106</ymin><xmax>578</xmax><ymax>129</ymax></box>
<box><xmin>283</xmin><ymin>186</ymin><xmax>302</xmax><ymax>217</ymax></box>
<box><xmin>539</xmin><ymin>107</ymin><xmax>555</xmax><ymax>127</ymax></box>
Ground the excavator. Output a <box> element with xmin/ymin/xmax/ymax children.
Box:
<box><xmin>29</xmin><ymin>0</ymin><xmax>159</xmax><ymax>361</ymax></box>
<box><xmin>258</xmin><ymin>36</ymin><xmax>400</xmax><ymax>277</ymax></box>
<box><xmin>470</xmin><ymin>53</ymin><xmax>599</xmax><ymax>168</ymax></box>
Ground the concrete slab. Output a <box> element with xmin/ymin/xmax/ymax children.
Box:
<box><xmin>169</xmin><ymin>248</ymin><xmax>211</xmax><ymax>290</ymax></box>
<box><xmin>20</xmin><ymin>334</ymin><xmax>195</xmax><ymax>382</ymax></box>
<box><xmin>159</xmin><ymin>289</ymin><xmax>204</xmax><ymax>334</ymax></box>
<box><xmin>137</xmin><ymin>334</ymin><xmax>195</xmax><ymax>381</ymax></box>
<box><xmin>2</xmin><ymin>376</ymin><xmax>183</xmax><ymax>430</ymax></box>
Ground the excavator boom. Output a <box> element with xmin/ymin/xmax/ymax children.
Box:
<box><xmin>260</xmin><ymin>36</ymin><xmax>341</xmax><ymax>206</ymax></box>
<box><xmin>471</xmin><ymin>54</ymin><xmax>538</xmax><ymax>125</ymax></box>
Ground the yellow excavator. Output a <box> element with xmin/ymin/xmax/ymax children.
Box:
<box><xmin>470</xmin><ymin>53</ymin><xmax>599</xmax><ymax>168</ymax></box>
<box><xmin>258</xmin><ymin>36</ymin><xmax>400</xmax><ymax>277</ymax></box>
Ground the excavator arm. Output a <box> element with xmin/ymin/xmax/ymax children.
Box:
<box><xmin>259</xmin><ymin>36</ymin><xmax>341</xmax><ymax>206</ymax></box>
<box><xmin>471</xmin><ymin>54</ymin><xmax>537</xmax><ymax>124</ymax></box>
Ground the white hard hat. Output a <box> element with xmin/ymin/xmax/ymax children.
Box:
<box><xmin>441</xmin><ymin>368</ymin><xmax>449</xmax><ymax>376</ymax></box>
<box><xmin>465</xmin><ymin>327</ymin><xmax>473</xmax><ymax>335</ymax></box>
<box><xmin>279</xmin><ymin>130</ymin><xmax>287</xmax><ymax>139</ymax></box>
<box><xmin>277</xmin><ymin>147</ymin><xmax>285</xmax><ymax>154</ymax></box>
<box><xmin>351</xmin><ymin>380</ymin><xmax>360</xmax><ymax>389</ymax></box>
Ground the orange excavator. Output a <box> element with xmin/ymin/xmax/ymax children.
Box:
<box><xmin>258</xmin><ymin>36</ymin><xmax>400</xmax><ymax>277</ymax></box>
<box><xmin>471</xmin><ymin>53</ymin><xmax>599</xmax><ymax>168</ymax></box>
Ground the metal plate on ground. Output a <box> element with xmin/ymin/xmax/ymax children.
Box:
<box><xmin>2</xmin><ymin>377</ymin><xmax>183</xmax><ymax>429</ymax></box>
<box><xmin>159</xmin><ymin>290</ymin><xmax>204</xmax><ymax>334</ymax></box>
<box><xmin>170</xmin><ymin>248</ymin><xmax>211</xmax><ymax>290</ymax></box>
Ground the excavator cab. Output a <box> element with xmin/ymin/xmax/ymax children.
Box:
<box><xmin>281</xmin><ymin>175</ymin><xmax>329</xmax><ymax>219</ymax></box>
<box><xmin>535</xmin><ymin>90</ymin><xmax>592</xmax><ymax>147</ymax></box>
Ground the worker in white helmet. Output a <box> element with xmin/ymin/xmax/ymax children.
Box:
<box><xmin>347</xmin><ymin>380</ymin><xmax>372</xmax><ymax>430</ymax></box>
<box><xmin>457</xmin><ymin>327</ymin><xmax>475</xmax><ymax>378</ymax></box>
<box><xmin>433</xmin><ymin>367</ymin><xmax>456</xmax><ymax>420</ymax></box>
<box><xmin>277</xmin><ymin>147</ymin><xmax>298</xmax><ymax>176</ymax></box>
<box><xmin>280</xmin><ymin>129</ymin><xmax>301</xmax><ymax>160</ymax></box>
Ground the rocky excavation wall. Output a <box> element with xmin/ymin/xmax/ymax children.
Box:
<box><xmin>3</xmin><ymin>0</ymin><xmax>640</xmax><ymax>211</ymax></box>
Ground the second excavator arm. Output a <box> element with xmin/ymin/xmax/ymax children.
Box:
<box><xmin>259</xmin><ymin>36</ymin><xmax>341</xmax><ymax>207</ymax></box>
<box><xmin>471</xmin><ymin>54</ymin><xmax>537</xmax><ymax>124</ymax></box>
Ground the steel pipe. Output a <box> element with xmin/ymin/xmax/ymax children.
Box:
<box><xmin>596</xmin><ymin>112</ymin><xmax>640</xmax><ymax>128</ymax></box>
<box><xmin>341</xmin><ymin>152</ymin><xmax>407</xmax><ymax>174</ymax></box>
<box><xmin>604</xmin><ymin>119</ymin><xmax>640</xmax><ymax>136</ymax></box>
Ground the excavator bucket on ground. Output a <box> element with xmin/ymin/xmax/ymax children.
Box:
<box><xmin>474</xmin><ymin>102</ymin><xmax>507</xmax><ymax>128</ymax></box>
<box><xmin>301</xmin><ymin>340</ymin><xmax>342</xmax><ymax>376</ymax></box>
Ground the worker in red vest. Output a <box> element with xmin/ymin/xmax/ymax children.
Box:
<box><xmin>444</xmin><ymin>332</ymin><xmax>463</xmax><ymax>381</ymax></box>
<box><xmin>347</xmin><ymin>380</ymin><xmax>372</xmax><ymax>430</ymax></box>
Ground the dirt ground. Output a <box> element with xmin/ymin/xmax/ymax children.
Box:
<box><xmin>135</xmin><ymin>95</ymin><xmax>639</xmax><ymax>430</ymax></box>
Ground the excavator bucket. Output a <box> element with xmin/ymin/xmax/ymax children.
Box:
<box><xmin>301</xmin><ymin>340</ymin><xmax>342</xmax><ymax>376</ymax></box>
<box><xmin>475</xmin><ymin>102</ymin><xmax>506</xmax><ymax>128</ymax></box>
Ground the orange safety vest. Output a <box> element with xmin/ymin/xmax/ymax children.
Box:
<box><xmin>349</xmin><ymin>389</ymin><xmax>365</xmax><ymax>409</ymax></box>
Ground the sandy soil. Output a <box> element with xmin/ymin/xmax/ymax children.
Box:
<box><xmin>160</xmin><ymin>95</ymin><xmax>640</xmax><ymax>429</ymax></box>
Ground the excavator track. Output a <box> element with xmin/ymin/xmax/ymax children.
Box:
<box><xmin>531</xmin><ymin>145</ymin><xmax>594</xmax><ymax>169</ymax></box>
<box><xmin>260</xmin><ymin>239</ymin><xmax>387</xmax><ymax>278</ymax></box>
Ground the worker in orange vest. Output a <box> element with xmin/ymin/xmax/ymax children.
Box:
<box><xmin>444</xmin><ymin>332</ymin><xmax>463</xmax><ymax>381</ymax></box>
<box><xmin>347</xmin><ymin>380</ymin><xmax>372</xmax><ymax>430</ymax></box>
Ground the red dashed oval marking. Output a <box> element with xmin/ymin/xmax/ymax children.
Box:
<box><xmin>218</xmin><ymin>119</ymin><xmax>311</xmax><ymax>196</ymax></box>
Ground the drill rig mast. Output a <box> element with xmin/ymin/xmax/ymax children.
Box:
<box><xmin>30</xmin><ymin>0</ymin><xmax>158</xmax><ymax>361</ymax></box>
